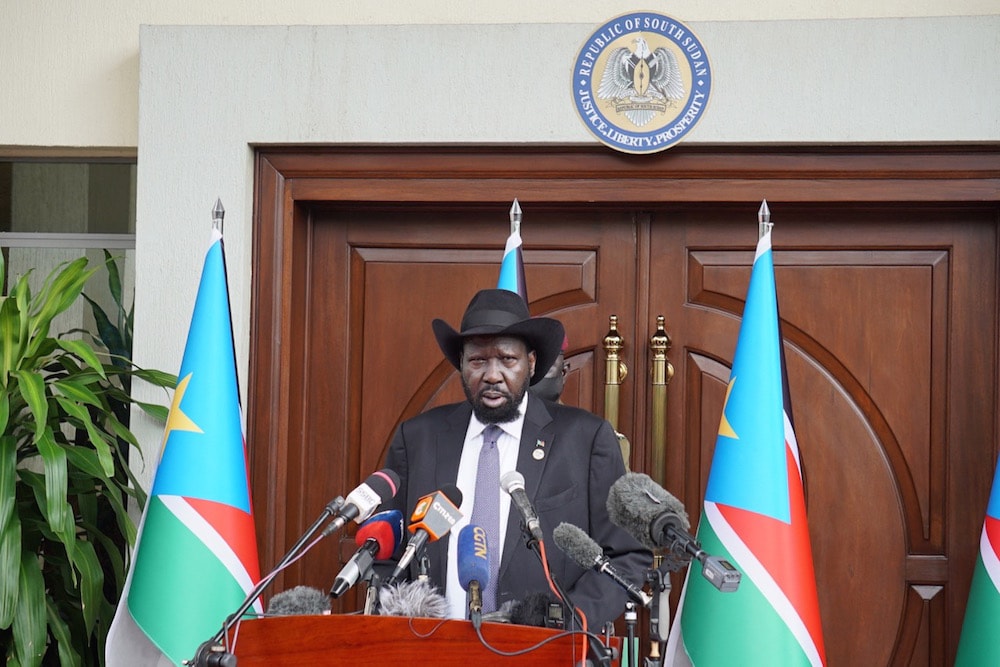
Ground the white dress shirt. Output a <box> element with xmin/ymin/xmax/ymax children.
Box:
<box><xmin>444</xmin><ymin>392</ymin><xmax>527</xmax><ymax>619</ymax></box>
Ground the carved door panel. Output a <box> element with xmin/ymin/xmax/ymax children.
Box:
<box><xmin>646</xmin><ymin>204</ymin><xmax>997</xmax><ymax>665</ymax></box>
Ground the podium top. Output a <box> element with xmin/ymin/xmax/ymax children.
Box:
<box><xmin>229</xmin><ymin>614</ymin><xmax>618</xmax><ymax>666</ymax></box>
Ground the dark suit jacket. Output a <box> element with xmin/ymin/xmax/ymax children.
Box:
<box><xmin>383</xmin><ymin>393</ymin><xmax>651</xmax><ymax>629</ymax></box>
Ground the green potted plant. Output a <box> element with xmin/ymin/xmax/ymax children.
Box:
<box><xmin>0</xmin><ymin>249</ymin><xmax>174</xmax><ymax>666</ymax></box>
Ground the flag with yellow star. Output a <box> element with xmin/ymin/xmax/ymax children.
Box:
<box><xmin>107</xmin><ymin>228</ymin><xmax>261</xmax><ymax>666</ymax></box>
<box><xmin>955</xmin><ymin>459</ymin><xmax>1000</xmax><ymax>665</ymax></box>
<box><xmin>665</xmin><ymin>228</ymin><xmax>826</xmax><ymax>666</ymax></box>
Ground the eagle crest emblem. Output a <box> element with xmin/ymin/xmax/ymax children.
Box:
<box><xmin>572</xmin><ymin>12</ymin><xmax>712</xmax><ymax>154</ymax></box>
<box><xmin>598</xmin><ymin>37</ymin><xmax>685</xmax><ymax>127</ymax></box>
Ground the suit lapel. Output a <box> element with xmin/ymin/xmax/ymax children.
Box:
<box><xmin>498</xmin><ymin>394</ymin><xmax>554</xmax><ymax>582</ymax></box>
<box><xmin>425</xmin><ymin>402</ymin><xmax>471</xmax><ymax>589</ymax></box>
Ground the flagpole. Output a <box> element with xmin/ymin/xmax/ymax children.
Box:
<box><xmin>509</xmin><ymin>198</ymin><xmax>521</xmax><ymax>235</ymax></box>
<box><xmin>758</xmin><ymin>199</ymin><xmax>772</xmax><ymax>239</ymax></box>
<box><xmin>213</xmin><ymin>198</ymin><xmax>225</xmax><ymax>233</ymax></box>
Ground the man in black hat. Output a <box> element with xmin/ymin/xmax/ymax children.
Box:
<box><xmin>383</xmin><ymin>289</ymin><xmax>650</xmax><ymax>629</ymax></box>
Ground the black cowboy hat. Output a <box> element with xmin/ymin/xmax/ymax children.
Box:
<box><xmin>432</xmin><ymin>289</ymin><xmax>565</xmax><ymax>385</ymax></box>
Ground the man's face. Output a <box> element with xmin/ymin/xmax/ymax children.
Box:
<box><xmin>530</xmin><ymin>351</ymin><xmax>567</xmax><ymax>403</ymax></box>
<box><xmin>460</xmin><ymin>335</ymin><xmax>536</xmax><ymax>424</ymax></box>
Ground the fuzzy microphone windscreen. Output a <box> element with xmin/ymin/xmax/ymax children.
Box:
<box><xmin>606</xmin><ymin>472</ymin><xmax>690</xmax><ymax>550</ymax></box>
<box><xmin>266</xmin><ymin>585</ymin><xmax>331</xmax><ymax>616</ymax></box>
<box><xmin>552</xmin><ymin>522</ymin><xmax>603</xmax><ymax>569</ymax></box>
<box><xmin>377</xmin><ymin>579</ymin><xmax>449</xmax><ymax>619</ymax></box>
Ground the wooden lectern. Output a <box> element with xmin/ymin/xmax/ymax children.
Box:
<box><xmin>228</xmin><ymin>614</ymin><xmax>619</xmax><ymax>666</ymax></box>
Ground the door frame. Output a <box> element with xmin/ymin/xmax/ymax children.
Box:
<box><xmin>249</xmin><ymin>144</ymin><xmax>1000</xmax><ymax>662</ymax></box>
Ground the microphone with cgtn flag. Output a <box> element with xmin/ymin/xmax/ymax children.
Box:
<box><xmin>457</xmin><ymin>524</ymin><xmax>490</xmax><ymax>628</ymax></box>
<box><xmin>387</xmin><ymin>484</ymin><xmax>464</xmax><ymax>584</ymax></box>
<box><xmin>330</xmin><ymin>509</ymin><xmax>404</xmax><ymax>598</ymax></box>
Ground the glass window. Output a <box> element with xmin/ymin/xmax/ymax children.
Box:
<box><xmin>0</xmin><ymin>159</ymin><xmax>136</xmax><ymax>338</ymax></box>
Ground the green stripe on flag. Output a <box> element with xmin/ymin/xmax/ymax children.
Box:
<box><xmin>956</xmin><ymin>554</ymin><xmax>1000</xmax><ymax>666</ymax></box>
<box><xmin>128</xmin><ymin>498</ymin><xmax>247</xmax><ymax>665</ymax></box>
<box><xmin>680</xmin><ymin>514</ymin><xmax>812</xmax><ymax>665</ymax></box>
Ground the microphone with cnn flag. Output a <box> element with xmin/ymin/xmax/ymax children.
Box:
<box><xmin>456</xmin><ymin>523</ymin><xmax>489</xmax><ymax>629</ymax></box>
<box><xmin>387</xmin><ymin>484</ymin><xmax>464</xmax><ymax>585</ymax></box>
<box><xmin>329</xmin><ymin>509</ymin><xmax>404</xmax><ymax>598</ymax></box>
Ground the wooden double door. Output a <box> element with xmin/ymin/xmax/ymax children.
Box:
<box><xmin>248</xmin><ymin>146</ymin><xmax>1000</xmax><ymax>665</ymax></box>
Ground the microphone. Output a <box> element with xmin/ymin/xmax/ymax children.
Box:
<box><xmin>500</xmin><ymin>470</ymin><xmax>544</xmax><ymax>542</ymax></box>
<box><xmin>266</xmin><ymin>586</ymin><xmax>331</xmax><ymax>616</ymax></box>
<box><xmin>552</xmin><ymin>522</ymin><xmax>651</xmax><ymax>607</ymax></box>
<box><xmin>329</xmin><ymin>509</ymin><xmax>404</xmax><ymax>598</ymax></box>
<box><xmin>377</xmin><ymin>580</ymin><xmax>449</xmax><ymax>618</ymax></box>
<box><xmin>607</xmin><ymin>473</ymin><xmax>741</xmax><ymax>592</ymax></box>
<box><xmin>321</xmin><ymin>469</ymin><xmax>401</xmax><ymax>538</ymax></box>
<box><xmin>457</xmin><ymin>524</ymin><xmax>490</xmax><ymax>628</ymax></box>
<box><xmin>387</xmin><ymin>484</ymin><xmax>464</xmax><ymax>584</ymax></box>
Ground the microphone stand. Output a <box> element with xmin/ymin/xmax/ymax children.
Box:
<box><xmin>185</xmin><ymin>496</ymin><xmax>345</xmax><ymax>666</ymax></box>
<box><xmin>362</xmin><ymin>570</ymin><xmax>381</xmax><ymax>615</ymax></box>
<box><xmin>520</xmin><ymin>529</ymin><xmax>613</xmax><ymax>667</ymax></box>
<box><xmin>644</xmin><ymin>565</ymin><xmax>670</xmax><ymax>667</ymax></box>
<box><xmin>624</xmin><ymin>602</ymin><xmax>638</xmax><ymax>667</ymax></box>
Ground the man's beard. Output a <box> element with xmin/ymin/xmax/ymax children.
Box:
<box><xmin>462</xmin><ymin>378</ymin><xmax>527</xmax><ymax>424</ymax></box>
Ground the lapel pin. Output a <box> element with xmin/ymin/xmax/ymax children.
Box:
<box><xmin>532</xmin><ymin>449</ymin><xmax>545</xmax><ymax>460</ymax></box>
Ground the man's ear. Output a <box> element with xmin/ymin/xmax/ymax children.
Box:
<box><xmin>528</xmin><ymin>349</ymin><xmax>536</xmax><ymax>376</ymax></box>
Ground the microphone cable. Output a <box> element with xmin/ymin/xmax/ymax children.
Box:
<box><xmin>535</xmin><ymin>539</ymin><xmax>588</xmax><ymax>666</ymax></box>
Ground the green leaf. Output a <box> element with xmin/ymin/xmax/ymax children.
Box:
<box><xmin>0</xmin><ymin>511</ymin><xmax>21</xmax><ymax>628</ymax></box>
<box><xmin>135</xmin><ymin>401</ymin><xmax>170</xmax><ymax>422</ymax></box>
<box><xmin>0</xmin><ymin>392</ymin><xmax>8</xmax><ymax>434</ymax></box>
<box><xmin>34</xmin><ymin>429</ymin><xmax>75</xmax><ymax>561</ymax></box>
<box><xmin>100</xmin><ymin>480</ymin><xmax>140</xmax><ymax>547</ymax></box>
<box><xmin>102</xmin><ymin>250</ymin><xmax>125</xmax><ymax>314</ymax></box>
<box><xmin>107</xmin><ymin>412</ymin><xmax>140</xmax><ymax>448</ymax></box>
<box><xmin>0</xmin><ymin>435</ymin><xmax>15</xmax><ymax>534</ymax></box>
<box><xmin>81</xmin><ymin>293</ymin><xmax>126</xmax><ymax>362</ymax></box>
<box><xmin>13</xmin><ymin>551</ymin><xmax>46</xmax><ymax>667</ymax></box>
<box><xmin>14</xmin><ymin>273</ymin><xmax>31</xmax><ymax>359</ymax></box>
<box><xmin>132</xmin><ymin>367</ymin><xmax>177</xmax><ymax>388</ymax></box>
<box><xmin>28</xmin><ymin>257</ymin><xmax>94</xmax><ymax>328</ymax></box>
<box><xmin>52</xmin><ymin>378</ymin><xmax>104</xmax><ymax>410</ymax></box>
<box><xmin>62</xmin><ymin>446</ymin><xmax>110</xmax><ymax>481</ymax></box>
<box><xmin>11</xmin><ymin>371</ymin><xmax>46</xmax><ymax>440</ymax></box>
<box><xmin>0</xmin><ymin>295</ymin><xmax>21</xmax><ymax>382</ymax></box>
<box><xmin>54</xmin><ymin>398</ymin><xmax>115</xmax><ymax>478</ymax></box>
<box><xmin>82</xmin><ymin>517</ymin><xmax>126</xmax><ymax>588</ymax></box>
<box><xmin>44</xmin><ymin>597</ymin><xmax>81</xmax><ymax>667</ymax></box>
<box><xmin>70</xmin><ymin>539</ymin><xmax>103</xmax><ymax>636</ymax></box>
<box><xmin>55</xmin><ymin>339</ymin><xmax>107</xmax><ymax>381</ymax></box>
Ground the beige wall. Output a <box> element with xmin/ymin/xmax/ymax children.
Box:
<box><xmin>1</xmin><ymin>1</ymin><xmax>998</xmax><ymax>149</ymax></box>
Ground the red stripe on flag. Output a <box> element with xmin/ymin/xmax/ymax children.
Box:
<box><xmin>986</xmin><ymin>515</ymin><xmax>1000</xmax><ymax>560</ymax></box>
<box><xmin>187</xmin><ymin>497</ymin><xmax>262</xmax><ymax>584</ymax></box>
<box><xmin>717</xmin><ymin>441</ymin><xmax>826</xmax><ymax>660</ymax></box>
